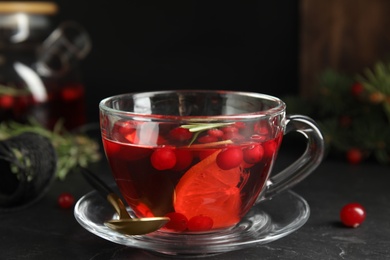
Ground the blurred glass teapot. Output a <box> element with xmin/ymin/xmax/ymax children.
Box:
<box><xmin>0</xmin><ymin>1</ymin><xmax>91</xmax><ymax>129</ymax></box>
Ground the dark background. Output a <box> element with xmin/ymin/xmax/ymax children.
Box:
<box><xmin>51</xmin><ymin>1</ymin><xmax>299</xmax><ymax>122</ymax></box>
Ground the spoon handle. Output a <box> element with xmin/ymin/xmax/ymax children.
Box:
<box><xmin>80</xmin><ymin>167</ymin><xmax>132</xmax><ymax>220</ymax></box>
<box><xmin>79</xmin><ymin>167</ymin><xmax>113</xmax><ymax>198</ymax></box>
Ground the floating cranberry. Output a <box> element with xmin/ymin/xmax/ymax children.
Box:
<box><xmin>187</xmin><ymin>215</ymin><xmax>213</xmax><ymax>232</ymax></box>
<box><xmin>151</xmin><ymin>148</ymin><xmax>177</xmax><ymax>170</ymax></box>
<box><xmin>222</xmin><ymin>132</ymin><xmax>244</xmax><ymax>141</ymax></box>
<box><xmin>340</xmin><ymin>203</ymin><xmax>366</xmax><ymax>228</ymax></box>
<box><xmin>263</xmin><ymin>139</ymin><xmax>278</xmax><ymax>159</ymax></box>
<box><xmin>198</xmin><ymin>135</ymin><xmax>218</xmax><ymax>143</ymax></box>
<box><xmin>254</xmin><ymin>121</ymin><xmax>270</xmax><ymax>135</ymax></box>
<box><xmin>234</xmin><ymin>122</ymin><xmax>246</xmax><ymax>129</ymax></box>
<box><xmin>169</xmin><ymin>127</ymin><xmax>193</xmax><ymax>141</ymax></box>
<box><xmin>221</xmin><ymin>125</ymin><xmax>239</xmax><ymax>134</ymax></box>
<box><xmin>243</xmin><ymin>144</ymin><xmax>264</xmax><ymax>164</ymax></box>
<box><xmin>58</xmin><ymin>192</ymin><xmax>75</xmax><ymax>209</ymax></box>
<box><xmin>164</xmin><ymin>212</ymin><xmax>188</xmax><ymax>232</ymax></box>
<box><xmin>207</xmin><ymin>128</ymin><xmax>224</xmax><ymax>138</ymax></box>
<box><xmin>216</xmin><ymin>147</ymin><xmax>243</xmax><ymax>170</ymax></box>
<box><xmin>172</xmin><ymin>150</ymin><xmax>193</xmax><ymax>171</ymax></box>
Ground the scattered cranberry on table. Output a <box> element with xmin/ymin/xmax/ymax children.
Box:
<box><xmin>346</xmin><ymin>148</ymin><xmax>363</xmax><ymax>165</ymax></box>
<box><xmin>340</xmin><ymin>202</ymin><xmax>366</xmax><ymax>228</ymax></box>
<box><xmin>350</xmin><ymin>82</ymin><xmax>364</xmax><ymax>97</ymax></box>
<box><xmin>58</xmin><ymin>192</ymin><xmax>75</xmax><ymax>209</ymax></box>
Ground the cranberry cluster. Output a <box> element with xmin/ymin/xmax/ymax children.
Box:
<box><xmin>164</xmin><ymin>212</ymin><xmax>214</xmax><ymax>232</ymax></box>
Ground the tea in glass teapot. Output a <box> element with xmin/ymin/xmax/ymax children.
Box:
<box><xmin>0</xmin><ymin>1</ymin><xmax>91</xmax><ymax>129</ymax></box>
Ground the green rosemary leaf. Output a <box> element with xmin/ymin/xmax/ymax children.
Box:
<box><xmin>181</xmin><ymin>122</ymin><xmax>234</xmax><ymax>132</ymax></box>
<box><xmin>181</xmin><ymin>122</ymin><xmax>234</xmax><ymax>146</ymax></box>
<box><xmin>0</xmin><ymin>119</ymin><xmax>101</xmax><ymax>180</ymax></box>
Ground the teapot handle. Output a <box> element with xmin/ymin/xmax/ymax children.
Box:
<box><xmin>36</xmin><ymin>21</ymin><xmax>91</xmax><ymax>77</ymax></box>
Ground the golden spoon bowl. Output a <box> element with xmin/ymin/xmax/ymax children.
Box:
<box><xmin>80</xmin><ymin>167</ymin><xmax>169</xmax><ymax>235</ymax></box>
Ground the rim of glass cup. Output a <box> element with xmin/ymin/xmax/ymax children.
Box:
<box><xmin>99</xmin><ymin>90</ymin><xmax>286</xmax><ymax>121</ymax></box>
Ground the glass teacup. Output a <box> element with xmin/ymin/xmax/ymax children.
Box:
<box><xmin>99</xmin><ymin>90</ymin><xmax>324</xmax><ymax>233</ymax></box>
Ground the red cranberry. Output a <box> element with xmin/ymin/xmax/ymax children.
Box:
<box><xmin>263</xmin><ymin>139</ymin><xmax>278</xmax><ymax>158</ymax></box>
<box><xmin>150</xmin><ymin>148</ymin><xmax>176</xmax><ymax>170</ymax></box>
<box><xmin>164</xmin><ymin>212</ymin><xmax>188</xmax><ymax>232</ymax></box>
<box><xmin>351</xmin><ymin>82</ymin><xmax>364</xmax><ymax>97</ymax></box>
<box><xmin>243</xmin><ymin>144</ymin><xmax>264</xmax><ymax>164</ymax></box>
<box><xmin>169</xmin><ymin>127</ymin><xmax>193</xmax><ymax>141</ymax></box>
<box><xmin>58</xmin><ymin>192</ymin><xmax>75</xmax><ymax>209</ymax></box>
<box><xmin>346</xmin><ymin>148</ymin><xmax>363</xmax><ymax>165</ymax></box>
<box><xmin>221</xmin><ymin>125</ymin><xmax>239</xmax><ymax>134</ymax></box>
<box><xmin>234</xmin><ymin>122</ymin><xmax>246</xmax><ymax>129</ymax></box>
<box><xmin>216</xmin><ymin>147</ymin><xmax>243</xmax><ymax>170</ymax></box>
<box><xmin>254</xmin><ymin>121</ymin><xmax>270</xmax><ymax>135</ymax></box>
<box><xmin>340</xmin><ymin>203</ymin><xmax>366</xmax><ymax>228</ymax></box>
<box><xmin>207</xmin><ymin>128</ymin><xmax>224</xmax><ymax>138</ymax></box>
<box><xmin>61</xmin><ymin>85</ymin><xmax>84</xmax><ymax>101</ymax></box>
<box><xmin>172</xmin><ymin>150</ymin><xmax>193</xmax><ymax>171</ymax></box>
<box><xmin>198</xmin><ymin>135</ymin><xmax>219</xmax><ymax>143</ymax></box>
<box><xmin>0</xmin><ymin>95</ymin><xmax>14</xmax><ymax>109</ymax></box>
<box><xmin>187</xmin><ymin>215</ymin><xmax>213</xmax><ymax>232</ymax></box>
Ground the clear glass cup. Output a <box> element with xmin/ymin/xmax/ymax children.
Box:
<box><xmin>99</xmin><ymin>90</ymin><xmax>324</xmax><ymax>233</ymax></box>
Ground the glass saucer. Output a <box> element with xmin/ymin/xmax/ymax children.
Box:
<box><xmin>74</xmin><ymin>189</ymin><xmax>309</xmax><ymax>257</ymax></box>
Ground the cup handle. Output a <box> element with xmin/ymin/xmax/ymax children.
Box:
<box><xmin>261</xmin><ymin>115</ymin><xmax>325</xmax><ymax>201</ymax></box>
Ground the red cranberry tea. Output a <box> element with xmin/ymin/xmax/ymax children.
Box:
<box><xmin>102</xmin><ymin>119</ymin><xmax>283</xmax><ymax>233</ymax></box>
<box><xmin>99</xmin><ymin>90</ymin><xmax>325</xmax><ymax>237</ymax></box>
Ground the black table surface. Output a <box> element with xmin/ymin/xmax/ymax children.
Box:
<box><xmin>1</xmin><ymin>138</ymin><xmax>389</xmax><ymax>260</ymax></box>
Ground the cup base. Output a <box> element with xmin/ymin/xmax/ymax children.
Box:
<box><xmin>74</xmin><ymin>186</ymin><xmax>310</xmax><ymax>257</ymax></box>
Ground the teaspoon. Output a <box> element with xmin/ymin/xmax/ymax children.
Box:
<box><xmin>80</xmin><ymin>167</ymin><xmax>170</xmax><ymax>235</ymax></box>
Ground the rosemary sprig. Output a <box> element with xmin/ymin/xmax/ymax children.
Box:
<box><xmin>188</xmin><ymin>140</ymin><xmax>233</xmax><ymax>148</ymax></box>
<box><xmin>357</xmin><ymin>62</ymin><xmax>390</xmax><ymax>123</ymax></box>
<box><xmin>180</xmin><ymin>122</ymin><xmax>234</xmax><ymax>132</ymax></box>
<box><xmin>0</xmin><ymin>84</ymin><xmax>29</xmax><ymax>96</ymax></box>
<box><xmin>180</xmin><ymin>122</ymin><xmax>234</xmax><ymax>146</ymax></box>
<box><xmin>0</xmin><ymin>119</ymin><xmax>101</xmax><ymax>180</ymax></box>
